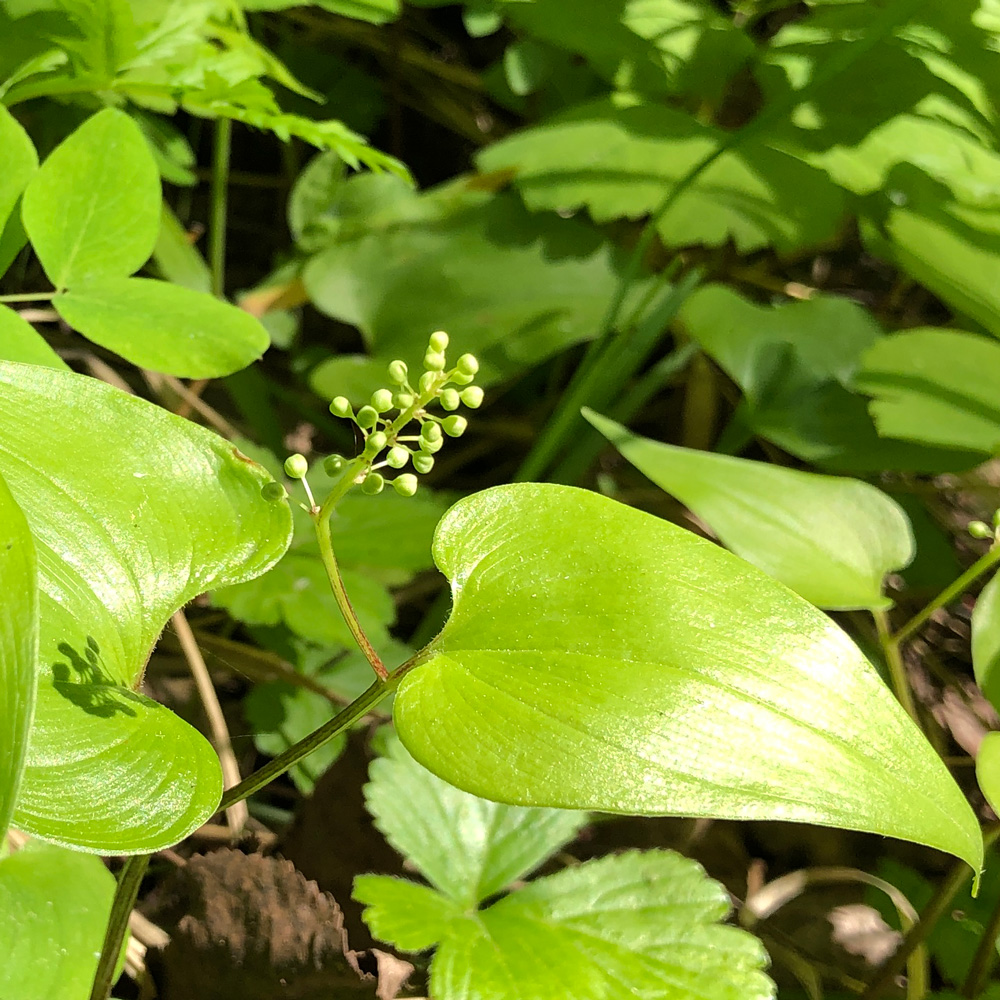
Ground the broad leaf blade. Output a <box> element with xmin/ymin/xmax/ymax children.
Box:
<box><xmin>21</xmin><ymin>108</ymin><xmax>160</xmax><ymax>288</ymax></box>
<box><xmin>0</xmin><ymin>472</ymin><xmax>37</xmax><ymax>840</ymax></box>
<box><xmin>55</xmin><ymin>278</ymin><xmax>269</xmax><ymax>378</ymax></box>
<box><xmin>0</xmin><ymin>362</ymin><xmax>292</xmax><ymax>851</ymax></box>
<box><xmin>0</xmin><ymin>305</ymin><xmax>67</xmax><ymax>370</ymax></box>
<box><xmin>394</xmin><ymin>484</ymin><xmax>982</xmax><ymax>872</ymax></box>
<box><xmin>0</xmin><ymin>841</ymin><xmax>115</xmax><ymax>1000</ymax></box>
<box><xmin>977</xmin><ymin>732</ymin><xmax>1000</xmax><ymax>819</ymax></box>
<box><xmin>365</xmin><ymin>733</ymin><xmax>587</xmax><ymax>907</ymax></box>
<box><xmin>585</xmin><ymin>409</ymin><xmax>914</xmax><ymax>610</ymax></box>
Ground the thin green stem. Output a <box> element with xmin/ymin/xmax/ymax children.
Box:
<box><xmin>219</xmin><ymin>677</ymin><xmax>396</xmax><ymax>809</ymax></box>
<box><xmin>874</xmin><ymin>608</ymin><xmax>919</xmax><ymax>724</ymax></box>
<box><xmin>862</xmin><ymin>824</ymin><xmax>1000</xmax><ymax>1000</ymax></box>
<box><xmin>962</xmin><ymin>886</ymin><xmax>1000</xmax><ymax>997</ymax></box>
<box><xmin>0</xmin><ymin>291</ymin><xmax>56</xmax><ymax>303</ymax></box>
<box><xmin>893</xmin><ymin>545</ymin><xmax>1000</xmax><ymax>647</ymax></box>
<box><xmin>316</xmin><ymin>511</ymin><xmax>387</xmax><ymax>680</ymax></box>
<box><xmin>89</xmin><ymin>854</ymin><xmax>151</xmax><ymax>1000</ymax></box>
<box><xmin>209</xmin><ymin>118</ymin><xmax>232</xmax><ymax>298</ymax></box>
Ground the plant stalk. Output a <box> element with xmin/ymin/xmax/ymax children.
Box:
<box><xmin>89</xmin><ymin>854</ymin><xmax>151</xmax><ymax>1000</ymax></box>
<box><xmin>862</xmin><ymin>824</ymin><xmax>1000</xmax><ymax>1000</ymax></box>
<box><xmin>315</xmin><ymin>511</ymin><xmax>387</xmax><ymax>680</ymax></box>
<box><xmin>218</xmin><ymin>677</ymin><xmax>396</xmax><ymax>809</ymax></box>
<box><xmin>962</xmin><ymin>884</ymin><xmax>1000</xmax><ymax>997</ymax></box>
<box><xmin>892</xmin><ymin>545</ymin><xmax>1000</xmax><ymax>647</ymax></box>
<box><xmin>873</xmin><ymin>608</ymin><xmax>919</xmax><ymax>724</ymax></box>
<box><xmin>0</xmin><ymin>292</ymin><xmax>56</xmax><ymax>303</ymax></box>
<box><xmin>209</xmin><ymin>117</ymin><xmax>232</xmax><ymax>298</ymax></box>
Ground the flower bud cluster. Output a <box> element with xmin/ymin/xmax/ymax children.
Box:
<box><xmin>969</xmin><ymin>509</ymin><xmax>1000</xmax><ymax>542</ymax></box>
<box><xmin>318</xmin><ymin>331</ymin><xmax>482</xmax><ymax>500</ymax></box>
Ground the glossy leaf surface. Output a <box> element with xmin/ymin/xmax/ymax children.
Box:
<box><xmin>856</xmin><ymin>330</ymin><xmax>1000</xmax><ymax>454</ymax></box>
<box><xmin>0</xmin><ymin>363</ymin><xmax>292</xmax><ymax>851</ymax></box>
<box><xmin>972</xmin><ymin>569</ymin><xmax>1000</xmax><ymax>713</ymax></box>
<box><xmin>395</xmin><ymin>484</ymin><xmax>981</xmax><ymax>871</ymax></box>
<box><xmin>0</xmin><ymin>841</ymin><xmax>115</xmax><ymax>1000</ymax></box>
<box><xmin>0</xmin><ymin>474</ymin><xmax>37</xmax><ymax>840</ymax></box>
<box><xmin>585</xmin><ymin>410</ymin><xmax>914</xmax><ymax>610</ymax></box>
<box><xmin>365</xmin><ymin>732</ymin><xmax>587</xmax><ymax>908</ymax></box>
<box><xmin>21</xmin><ymin>109</ymin><xmax>159</xmax><ymax>288</ymax></box>
<box><xmin>55</xmin><ymin>278</ymin><xmax>270</xmax><ymax>378</ymax></box>
<box><xmin>357</xmin><ymin>850</ymin><xmax>773</xmax><ymax>1000</ymax></box>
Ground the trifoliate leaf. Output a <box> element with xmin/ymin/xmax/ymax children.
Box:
<box><xmin>356</xmin><ymin>850</ymin><xmax>774</xmax><ymax>1000</ymax></box>
<box><xmin>365</xmin><ymin>733</ymin><xmax>587</xmax><ymax>908</ymax></box>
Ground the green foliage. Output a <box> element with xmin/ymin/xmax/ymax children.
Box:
<box><xmin>0</xmin><ymin>840</ymin><xmax>115</xmax><ymax>1000</ymax></box>
<box><xmin>0</xmin><ymin>474</ymin><xmax>36</xmax><ymax>841</ymax></box>
<box><xmin>584</xmin><ymin>409</ymin><xmax>914</xmax><ymax>610</ymax></box>
<box><xmin>0</xmin><ymin>362</ymin><xmax>290</xmax><ymax>851</ymax></box>
<box><xmin>0</xmin><ymin>0</ymin><xmax>405</xmax><ymax>174</ymax></box>
<box><xmin>301</xmin><ymin>178</ymin><xmax>651</xmax><ymax>377</ymax></box>
<box><xmin>355</xmin><ymin>734</ymin><xmax>773</xmax><ymax>1000</ymax></box>
<box><xmin>393</xmin><ymin>483</ymin><xmax>982</xmax><ymax>871</ymax></box>
<box><xmin>478</xmin><ymin>98</ymin><xmax>846</xmax><ymax>254</ymax></box>
<box><xmin>22</xmin><ymin>108</ymin><xmax>160</xmax><ymax>289</ymax></box>
<box><xmin>973</xmin><ymin>570</ymin><xmax>1000</xmax><ymax>711</ymax></box>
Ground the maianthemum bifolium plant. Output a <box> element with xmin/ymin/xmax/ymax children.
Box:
<box><xmin>6</xmin><ymin>1</ymin><xmax>1000</xmax><ymax>999</ymax></box>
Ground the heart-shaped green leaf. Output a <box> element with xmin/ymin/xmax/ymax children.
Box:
<box><xmin>394</xmin><ymin>484</ymin><xmax>982</xmax><ymax>872</ymax></box>
<box><xmin>21</xmin><ymin>108</ymin><xmax>160</xmax><ymax>289</ymax></box>
<box><xmin>0</xmin><ymin>840</ymin><xmax>115</xmax><ymax>1000</ymax></box>
<box><xmin>0</xmin><ymin>362</ymin><xmax>292</xmax><ymax>851</ymax></box>
<box><xmin>0</xmin><ymin>473</ymin><xmax>37</xmax><ymax>841</ymax></box>
<box><xmin>55</xmin><ymin>277</ymin><xmax>270</xmax><ymax>378</ymax></box>
<box><xmin>584</xmin><ymin>409</ymin><xmax>914</xmax><ymax>610</ymax></box>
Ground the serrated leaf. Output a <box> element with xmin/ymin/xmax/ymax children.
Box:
<box><xmin>855</xmin><ymin>329</ymin><xmax>1000</xmax><ymax>454</ymax></box>
<box><xmin>21</xmin><ymin>108</ymin><xmax>160</xmax><ymax>288</ymax></box>
<box><xmin>357</xmin><ymin>850</ymin><xmax>774</xmax><ymax>1000</ymax></box>
<box><xmin>394</xmin><ymin>484</ymin><xmax>982</xmax><ymax>872</ymax></box>
<box><xmin>585</xmin><ymin>409</ymin><xmax>914</xmax><ymax>610</ymax></box>
<box><xmin>0</xmin><ymin>840</ymin><xmax>115</xmax><ymax>1000</ymax></box>
<box><xmin>365</xmin><ymin>733</ymin><xmax>587</xmax><ymax>907</ymax></box>
<box><xmin>0</xmin><ymin>473</ymin><xmax>37</xmax><ymax>840</ymax></box>
<box><xmin>0</xmin><ymin>362</ymin><xmax>292</xmax><ymax>851</ymax></box>
<box><xmin>972</xmin><ymin>570</ymin><xmax>1000</xmax><ymax>713</ymax></box>
<box><xmin>477</xmin><ymin>99</ymin><xmax>845</xmax><ymax>253</ymax></box>
<box><xmin>355</xmin><ymin>876</ymin><xmax>463</xmax><ymax>952</ymax></box>
<box><xmin>55</xmin><ymin>277</ymin><xmax>269</xmax><ymax>378</ymax></box>
<box><xmin>0</xmin><ymin>306</ymin><xmax>67</xmax><ymax>370</ymax></box>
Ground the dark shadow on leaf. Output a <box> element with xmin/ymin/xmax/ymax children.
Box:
<box><xmin>51</xmin><ymin>636</ymin><xmax>138</xmax><ymax>718</ymax></box>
